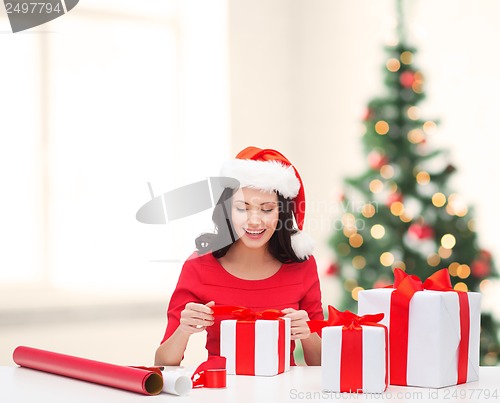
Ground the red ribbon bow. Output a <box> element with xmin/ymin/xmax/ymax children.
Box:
<box><xmin>389</xmin><ymin>268</ymin><xmax>470</xmax><ymax>385</ymax></box>
<box><xmin>308</xmin><ymin>305</ymin><xmax>384</xmax><ymax>334</ymax></box>
<box><xmin>211</xmin><ymin>305</ymin><xmax>284</xmax><ymax>321</ymax></box>
<box><xmin>391</xmin><ymin>266</ymin><xmax>453</xmax><ymax>292</ymax></box>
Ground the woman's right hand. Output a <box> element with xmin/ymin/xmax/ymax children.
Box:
<box><xmin>178</xmin><ymin>301</ymin><xmax>215</xmax><ymax>335</ymax></box>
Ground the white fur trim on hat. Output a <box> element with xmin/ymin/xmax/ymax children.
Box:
<box><xmin>291</xmin><ymin>231</ymin><xmax>315</xmax><ymax>259</ymax></box>
<box><xmin>220</xmin><ymin>159</ymin><xmax>300</xmax><ymax>199</ymax></box>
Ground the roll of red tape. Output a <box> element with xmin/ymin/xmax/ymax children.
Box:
<box><xmin>204</xmin><ymin>368</ymin><xmax>226</xmax><ymax>388</ymax></box>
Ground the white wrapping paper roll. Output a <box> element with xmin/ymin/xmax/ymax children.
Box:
<box><xmin>162</xmin><ymin>370</ymin><xmax>192</xmax><ymax>395</ymax></box>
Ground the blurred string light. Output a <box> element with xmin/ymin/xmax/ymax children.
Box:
<box><xmin>400</xmin><ymin>213</ymin><xmax>412</xmax><ymax>223</ymax></box>
<box><xmin>438</xmin><ymin>246</ymin><xmax>452</xmax><ymax>259</ymax></box>
<box><xmin>386</xmin><ymin>58</ymin><xmax>401</xmax><ymax>72</ymax></box>
<box><xmin>390</xmin><ymin>201</ymin><xmax>404</xmax><ymax>216</ymax></box>
<box><xmin>457</xmin><ymin>264</ymin><xmax>471</xmax><ymax>279</ymax></box>
<box><xmin>467</xmin><ymin>219</ymin><xmax>475</xmax><ymax>231</ymax></box>
<box><xmin>408</xmin><ymin>128</ymin><xmax>425</xmax><ymax>144</ymax></box>
<box><xmin>446</xmin><ymin>193</ymin><xmax>468</xmax><ymax>217</ymax></box>
<box><xmin>380</xmin><ymin>164</ymin><xmax>395</xmax><ymax>179</ymax></box>
<box><xmin>480</xmin><ymin>279</ymin><xmax>491</xmax><ymax>293</ymax></box>
<box><xmin>407</xmin><ymin>106</ymin><xmax>420</xmax><ymax>120</ymax></box>
<box><xmin>342</xmin><ymin>213</ymin><xmax>356</xmax><ymax>226</ymax></box>
<box><xmin>351</xmin><ymin>286</ymin><xmax>364</xmax><ymax>301</ymax></box>
<box><xmin>349</xmin><ymin>233</ymin><xmax>364</xmax><ymax>248</ymax></box>
<box><xmin>416</xmin><ymin>171</ymin><xmax>430</xmax><ymax>185</ymax></box>
<box><xmin>423</xmin><ymin>120</ymin><xmax>437</xmax><ymax>134</ymax></box>
<box><xmin>352</xmin><ymin>255</ymin><xmax>366</xmax><ymax>269</ymax></box>
<box><xmin>447</xmin><ymin>261</ymin><xmax>472</xmax><ymax>282</ymax></box>
<box><xmin>342</xmin><ymin>213</ymin><xmax>357</xmax><ymax>237</ymax></box>
<box><xmin>380</xmin><ymin>251</ymin><xmax>395</xmax><ymax>266</ymax></box>
<box><xmin>343</xmin><ymin>227</ymin><xmax>357</xmax><ymax>238</ymax></box>
<box><xmin>441</xmin><ymin>234</ymin><xmax>456</xmax><ymax>249</ymax></box>
<box><xmin>375</xmin><ymin>121</ymin><xmax>390</xmax><ymax>135</ymax></box>
<box><xmin>432</xmin><ymin>192</ymin><xmax>446</xmax><ymax>207</ymax></box>
<box><xmin>448</xmin><ymin>261</ymin><xmax>460</xmax><ymax>276</ymax></box>
<box><xmin>369</xmin><ymin>179</ymin><xmax>384</xmax><ymax>193</ymax></box>
<box><xmin>400</xmin><ymin>50</ymin><xmax>412</xmax><ymax>64</ymax></box>
<box><xmin>411</xmin><ymin>72</ymin><xmax>424</xmax><ymax>93</ymax></box>
<box><xmin>362</xmin><ymin>203</ymin><xmax>376</xmax><ymax>218</ymax></box>
<box><xmin>371</xmin><ymin>224</ymin><xmax>385</xmax><ymax>239</ymax></box>
<box><xmin>427</xmin><ymin>253</ymin><xmax>440</xmax><ymax>267</ymax></box>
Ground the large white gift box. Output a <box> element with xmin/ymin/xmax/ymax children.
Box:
<box><xmin>358</xmin><ymin>268</ymin><xmax>481</xmax><ymax>388</ymax></box>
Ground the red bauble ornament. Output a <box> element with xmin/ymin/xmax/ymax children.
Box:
<box><xmin>325</xmin><ymin>262</ymin><xmax>339</xmax><ymax>276</ymax></box>
<box><xmin>479</xmin><ymin>249</ymin><xmax>492</xmax><ymax>261</ymax></box>
<box><xmin>387</xmin><ymin>192</ymin><xmax>403</xmax><ymax>206</ymax></box>
<box><xmin>400</xmin><ymin>71</ymin><xmax>415</xmax><ymax>88</ymax></box>
<box><xmin>471</xmin><ymin>260</ymin><xmax>490</xmax><ymax>278</ymax></box>
<box><xmin>407</xmin><ymin>223</ymin><xmax>434</xmax><ymax>240</ymax></box>
<box><xmin>363</xmin><ymin>108</ymin><xmax>374</xmax><ymax>121</ymax></box>
<box><xmin>368</xmin><ymin>151</ymin><xmax>388</xmax><ymax>170</ymax></box>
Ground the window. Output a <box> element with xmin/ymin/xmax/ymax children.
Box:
<box><xmin>0</xmin><ymin>0</ymin><xmax>229</xmax><ymax>295</ymax></box>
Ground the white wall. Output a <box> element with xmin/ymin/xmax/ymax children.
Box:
<box><xmin>228</xmin><ymin>0</ymin><xmax>500</xmax><ymax>308</ymax></box>
<box><xmin>229</xmin><ymin>0</ymin><xmax>296</xmax><ymax>156</ymax></box>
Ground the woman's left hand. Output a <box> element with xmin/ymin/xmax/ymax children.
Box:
<box><xmin>281</xmin><ymin>308</ymin><xmax>311</xmax><ymax>340</ymax></box>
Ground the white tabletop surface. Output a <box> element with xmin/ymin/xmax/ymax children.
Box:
<box><xmin>0</xmin><ymin>366</ymin><xmax>498</xmax><ymax>403</ymax></box>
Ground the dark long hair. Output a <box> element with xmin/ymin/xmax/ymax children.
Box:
<box><xmin>195</xmin><ymin>187</ymin><xmax>306</xmax><ymax>263</ymax></box>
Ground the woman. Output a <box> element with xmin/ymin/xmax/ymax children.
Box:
<box><xmin>155</xmin><ymin>147</ymin><xmax>323</xmax><ymax>366</ymax></box>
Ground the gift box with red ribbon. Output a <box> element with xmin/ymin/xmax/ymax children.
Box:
<box><xmin>215</xmin><ymin>306</ymin><xmax>291</xmax><ymax>376</ymax></box>
<box><xmin>308</xmin><ymin>306</ymin><xmax>388</xmax><ymax>393</ymax></box>
<box><xmin>358</xmin><ymin>268</ymin><xmax>481</xmax><ymax>388</ymax></box>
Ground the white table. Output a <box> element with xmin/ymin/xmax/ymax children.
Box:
<box><xmin>0</xmin><ymin>366</ymin><xmax>498</xmax><ymax>403</ymax></box>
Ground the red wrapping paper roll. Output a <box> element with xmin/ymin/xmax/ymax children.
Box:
<box><xmin>12</xmin><ymin>346</ymin><xmax>163</xmax><ymax>396</ymax></box>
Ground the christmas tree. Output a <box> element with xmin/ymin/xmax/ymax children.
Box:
<box><xmin>329</xmin><ymin>1</ymin><xmax>499</xmax><ymax>365</ymax></box>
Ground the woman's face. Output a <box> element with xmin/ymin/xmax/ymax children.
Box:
<box><xmin>230</xmin><ymin>187</ymin><xmax>280</xmax><ymax>250</ymax></box>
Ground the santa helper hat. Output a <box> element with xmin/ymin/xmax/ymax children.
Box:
<box><xmin>220</xmin><ymin>146</ymin><xmax>314</xmax><ymax>259</ymax></box>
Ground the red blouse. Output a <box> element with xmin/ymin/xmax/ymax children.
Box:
<box><xmin>161</xmin><ymin>252</ymin><xmax>324</xmax><ymax>365</ymax></box>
